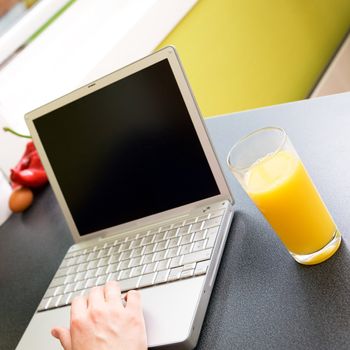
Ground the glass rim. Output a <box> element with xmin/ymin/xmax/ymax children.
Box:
<box><xmin>226</xmin><ymin>126</ymin><xmax>287</xmax><ymax>172</ymax></box>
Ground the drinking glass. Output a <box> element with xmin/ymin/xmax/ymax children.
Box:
<box><xmin>227</xmin><ymin>127</ymin><xmax>341</xmax><ymax>265</ymax></box>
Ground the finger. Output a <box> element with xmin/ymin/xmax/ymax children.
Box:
<box><xmin>70</xmin><ymin>295</ymin><xmax>87</xmax><ymax>322</ymax></box>
<box><xmin>51</xmin><ymin>327</ymin><xmax>72</xmax><ymax>350</ymax></box>
<box><xmin>88</xmin><ymin>286</ymin><xmax>105</xmax><ymax>309</ymax></box>
<box><xmin>104</xmin><ymin>281</ymin><xmax>123</xmax><ymax>306</ymax></box>
<box><xmin>125</xmin><ymin>289</ymin><xmax>143</xmax><ymax>314</ymax></box>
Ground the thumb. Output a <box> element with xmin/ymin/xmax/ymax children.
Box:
<box><xmin>51</xmin><ymin>327</ymin><xmax>72</xmax><ymax>350</ymax></box>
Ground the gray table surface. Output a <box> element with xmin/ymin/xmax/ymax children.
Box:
<box><xmin>1</xmin><ymin>92</ymin><xmax>350</xmax><ymax>350</ymax></box>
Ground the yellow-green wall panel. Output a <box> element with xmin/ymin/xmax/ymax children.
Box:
<box><xmin>157</xmin><ymin>0</ymin><xmax>350</xmax><ymax>117</ymax></box>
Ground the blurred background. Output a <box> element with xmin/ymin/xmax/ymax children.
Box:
<box><xmin>0</xmin><ymin>0</ymin><xmax>349</xmax><ymax>171</ymax></box>
<box><xmin>157</xmin><ymin>0</ymin><xmax>350</xmax><ymax>116</ymax></box>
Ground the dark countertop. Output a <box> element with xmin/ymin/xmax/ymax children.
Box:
<box><xmin>1</xmin><ymin>92</ymin><xmax>350</xmax><ymax>349</ymax></box>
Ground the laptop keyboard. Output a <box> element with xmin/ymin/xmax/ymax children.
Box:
<box><xmin>38</xmin><ymin>208</ymin><xmax>226</xmax><ymax>312</ymax></box>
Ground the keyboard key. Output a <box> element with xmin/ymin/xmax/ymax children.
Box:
<box><xmin>168</xmin><ymin>267</ymin><xmax>183</xmax><ymax>281</ymax></box>
<box><xmin>74</xmin><ymin>271</ymin><xmax>86</xmax><ymax>282</ymax></box>
<box><xmin>190</xmin><ymin>222</ymin><xmax>203</xmax><ymax>233</ymax></box>
<box><xmin>67</xmin><ymin>265</ymin><xmax>79</xmax><ymax>275</ymax></box>
<box><xmin>96</xmin><ymin>266</ymin><xmax>108</xmax><ymax>277</ymax></box>
<box><xmin>138</xmin><ymin>273</ymin><xmax>156</xmax><ymax>288</ymax></box>
<box><xmin>178</xmin><ymin>225</ymin><xmax>191</xmax><ymax>236</ymax></box>
<box><xmin>130</xmin><ymin>238</ymin><xmax>143</xmax><ymax>249</ymax></box>
<box><xmin>56</xmin><ymin>267</ymin><xmax>69</xmax><ymax>277</ymax></box>
<box><xmin>77</xmin><ymin>262</ymin><xmax>89</xmax><ymax>273</ymax></box>
<box><xmin>144</xmin><ymin>243</ymin><xmax>156</xmax><ymax>255</ymax></box>
<box><xmin>183</xmin><ymin>262</ymin><xmax>196</xmax><ymax>271</ymax></box>
<box><xmin>64</xmin><ymin>283</ymin><xmax>76</xmax><ymax>294</ymax></box>
<box><xmin>155</xmin><ymin>240</ymin><xmax>168</xmax><ymax>252</ymax></box>
<box><xmin>87</xmin><ymin>260</ymin><xmax>98</xmax><ymax>270</ymax></box>
<box><xmin>182</xmin><ymin>249</ymin><xmax>212</xmax><ymax>265</ymax></box>
<box><xmin>70</xmin><ymin>290</ymin><xmax>84</xmax><ymax>300</ymax></box>
<box><xmin>167</xmin><ymin>247</ymin><xmax>180</xmax><ymax>259</ymax></box>
<box><xmin>153</xmin><ymin>250</ymin><xmax>167</xmax><ymax>262</ymax></box>
<box><xmin>165</xmin><ymin>229</ymin><xmax>177</xmax><ymax>239</ymax></box>
<box><xmin>74</xmin><ymin>280</ymin><xmax>86</xmax><ymax>292</ymax></box>
<box><xmin>118</xmin><ymin>259</ymin><xmax>131</xmax><ymax>270</ymax></box>
<box><xmin>206</xmin><ymin>227</ymin><xmax>219</xmax><ymax>248</ymax></box>
<box><xmin>110</xmin><ymin>246</ymin><xmax>121</xmax><ymax>255</ymax></box>
<box><xmin>180</xmin><ymin>234</ymin><xmax>193</xmax><ymax>245</ymax></box>
<box><xmin>119</xmin><ymin>242</ymin><xmax>132</xmax><ymax>252</ymax></box>
<box><xmin>206</xmin><ymin>226</ymin><xmax>219</xmax><ymax>237</ymax></box>
<box><xmin>119</xmin><ymin>277</ymin><xmax>140</xmax><ymax>292</ymax></box>
<box><xmin>120</xmin><ymin>250</ymin><xmax>132</xmax><ymax>261</ymax></box>
<box><xmin>157</xmin><ymin>259</ymin><xmax>170</xmax><ymax>271</ymax></box>
<box><xmin>130</xmin><ymin>265</ymin><xmax>145</xmax><ymax>277</ymax></box>
<box><xmin>76</xmin><ymin>254</ymin><xmax>88</xmax><ymax>264</ymax></box>
<box><xmin>194</xmin><ymin>260</ymin><xmax>210</xmax><ymax>276</ymax></box>
<box><xmin>66</xmin><ymin>257</ymin><xmax>78</xmax><ymax>267</ymax></box>
<box><xmin>154</xmin><ymin>269</ymin><xmax>170</xmax><ymax>284</ymax></box>
<box><xmin>181</xmin><ymin>269</ymin><xmax>194</xmax><ymax>279</ymax></box>
<box><xmin>64</xmin><ymin>293</ymin><xmax>73</xmax><ymax>305</ymax></box>
<box><xmin>170</xmin><ymin>256</ymin><xmax>183</xmax><ymax>268</ymax></box>
<box><xmin>85</xmin><ymin>268</ymin><xmax>98</xmax><ymax>279</ymax></box>
<box><xmin>50</xmin><ymin>276</ymin><xmax>66</xmax><ymax>288</ymax></box>
<box><xmin>106</xmin><ymin>272</ymin><xmax>119</xmax><ymax>282</ymax></box>
<box><xmin>109</xmin><ymin>254</ymin><xmax>121</xmax><ymax>264</ymax></box>
<box><xmin>51</xmin><ymin>295</ymin><xmax>63</xmax><ymax>308</ymax></box>
<box><xmin>168</xmin><ymin>237</ymin><xmax>180</xmax><ymax>248</ymax></box>
<box><xmin>64</xmin><ymin>274</ymin><xmax>76</xmax><ymax>284</ymax></box>
<box><xmin>180</xmin><ymin>243</ymin><xmax>193</xmax><ymax>255</ymax></box>
<box><xmin>193</xmin><ymin>230</ymin><xmax>206</xmax><ymax>242</ymax></box>
<box><xmin>87</xmin><ymin>252</ymin><xmax>99</xmax><ymax>261</ymax></box>
<box><xmin>131</xmin><ymin>247</ymin><xmax>144</xmax><ymax>258</ymax></box>
<box><xmin>38</xmin><ymin>297</ymin><xmax>51</xmax><ymax>311</ymax></box>
<box><xmin>107</xmin><ymin>262</ymin><xmax>119</xmax><ymax>274</ymax></box>
<box><xmin>142</xmin><ymin>254</ymin><xmax>154</xmax><ymax>264</ymax></box>
<box><xmin>44</xmin><ymin>288</ymin><xmax>56</xmax><ymax>299</ymax></box>
<box><xmin>192</xmin><ymin>239</ymin><xmax>207</xmax><ymax>252</ymax></box>
<box><xmin>97</xmin><ymin>275</ymin><xmax>108</xmax><ymax>286</ymax></box>
<box><xmin>202</xmin><ymin>217</ymin><xmax>222</xmax><ymax>229</ymax></box>
<box><xmin>144</xmin><ymin>262</ymin><xmax>157</xmax><ymax>274</ymax></box>
<box><xmin>85</xmin><ymin>278</ymin><xmax>98</xmax><ymax>289</ymax></box>
<box><xmin>53</xmin><ymin>286</ymin><xmax>64</xmax><ymax>296</ymax></box>
<box><xmin>154</xmin><ymin>232</ymin><xmax>167</xmax><ymax>242</ymax></box>
<box><xmin>129</xmin><ymin>256</ymin><xmax>143</xmax><ymax>268</ymax></box>
<box><xmin>98</xmin><ymin>257</ymin><xmax>109</xmax><ymax>267</ymax></box>
<box><xmin>119</xmin><ymin>268</ymin><xmax>132</xmax><ymax>280</ymax></box>
<box><xmin>141</xmin><ymin>236</ymin><xmax>154</xmax><ymax>245</ymax></box>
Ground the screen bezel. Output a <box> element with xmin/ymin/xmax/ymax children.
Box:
<box><xmin>25</xmin><ymin>46</ymin><xmax>234</xmax><ymax>243</ymax></box>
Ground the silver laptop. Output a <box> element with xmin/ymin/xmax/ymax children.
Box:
<box><xmin>16</xmin><ymin>46</ymin><xmax>234</xmax><ymax>350</ymax></box>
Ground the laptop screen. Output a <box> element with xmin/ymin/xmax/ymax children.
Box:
<box><xmin>34</xmin><ymin>59</ymin><xmax>220</xmax><ymax>236</ymax></box>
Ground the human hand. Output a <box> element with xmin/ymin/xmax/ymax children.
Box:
<box><xmin>51</xmin><ymin>281</ymin><xmax>147</xmax><ymax>350</ymax></box>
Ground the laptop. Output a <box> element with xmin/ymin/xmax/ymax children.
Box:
<box><xmin>16</xmin><ymin>46</ymin><xmax>234</xmax><ymax>350</ymax></box>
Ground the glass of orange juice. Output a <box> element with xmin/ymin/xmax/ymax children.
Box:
<box><xmin>227</xmin><ymin>127</ymin><xmax>341</xmax><ymax>265</ymax></box>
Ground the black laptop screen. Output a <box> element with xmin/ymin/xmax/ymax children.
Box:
<box><xmin>34</xmin><ymin>59</ymin><xmax>220</xmax><ymax>235</ymax></box>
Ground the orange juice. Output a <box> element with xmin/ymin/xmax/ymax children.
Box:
<box><xmin>245</xmin><ymin>150</ymin><xmax>336</xmax><ymax>255</ymax></box>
